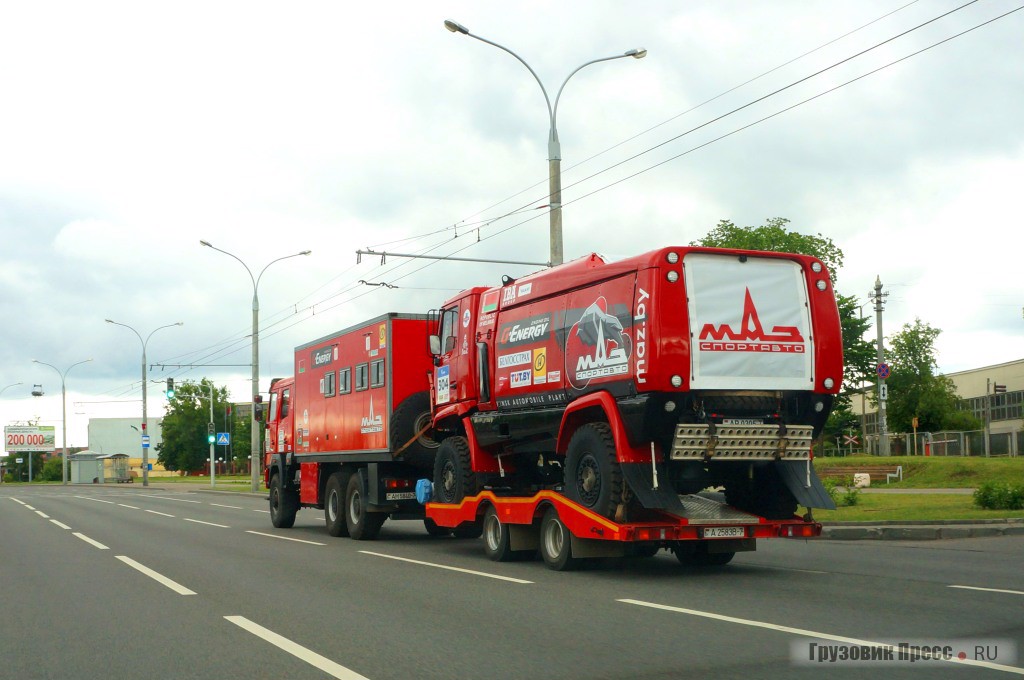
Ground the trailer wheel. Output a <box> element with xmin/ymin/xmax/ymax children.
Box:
<box><xmin>345</xmin><ymin>473</ymin><xmax>385</xmax><ymax>540</ymax></box>
<box><xmin>325</xmin><ymin>472</ymin><xmax>349</xmax><ymax>537</ymax></box>
<box><xmin>433</xmin><ymin>436</ymin><xmax>479</xmax><ymax>504</ymax></box>
<box><xmin>390</xmin><ymin>391</ymin><xmax>439</xmax><ymax>470</ymax></box>
<box><xmin>539</xmin><ymin>507</ymin><xmax>581</xmax><ymax>571</ymax></box>
<box><xmin>482</xmin><ymin>506</ymin><xmax>514</xmax><ymax>561</ymax></box>
<box><xmin>269</xmin><ymin>473</ymin><xmax>298</xmax><ymax>529</ymax></box>
<box><xmin>423</xmin><ymin>518</ymin><xmax>451</xmax><ymax>537</ymax></box>
<box><xmin>565</xmin><ymin>423</ymin><xmax>622</xmax><ymax>519</ymax></box>
<box><xmin>673</xmin><ymin>543</ymin><xmax>735</xmax><ymax>567</ymax></box>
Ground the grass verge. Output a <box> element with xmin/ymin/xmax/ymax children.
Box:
<box><xmin>813</xmin><ymin>455</ymin><xmax>1024</xmax><ymax>488</ymax></box>
<box><xmin>813</xmin><ymin>492</ymin><xmax>1024</xmax><ymax>522</ymax></box>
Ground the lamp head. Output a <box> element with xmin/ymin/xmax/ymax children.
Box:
<box><xmin>626</xmin><ymin>48</ymin><xmax>647</xmax><ymax>59</ymax></box>
<box><xmin>200</xmin><ymin>240</ymin><xmax>212</xmax><ymax>247</ymax></box>
<box><xmin>444</xmin><ymin>20</ymin><xmax>468</xmax><ymax>34</ymax></box>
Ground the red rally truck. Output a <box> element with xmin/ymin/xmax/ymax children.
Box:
<box><xmin>265</xmin><ymin>246</ymin><xmax>843</xmax><ymax>569</ymax></box>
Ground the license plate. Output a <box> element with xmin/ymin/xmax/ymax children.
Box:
<box><xmin>385</xmin><ymin>492</ymin><xmax>416</xmax><ymax>501</ymax></box>
<box><xmin>703</xmin><ymin>526</ymin><xmax>746</xmax><ymax>539</ymax></box>
<box><xmin>722</xmin><ymin>418</ymin><xmax>763</xmax><ymax>425</ymax></box>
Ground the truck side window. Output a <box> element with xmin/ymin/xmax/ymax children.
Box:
<box><xmin>370</xmin><ymin>359</ymin><xmax>385</xmax><ymax>388</ymax></box>
<box><xmin>323</xmin><ymin>371</ymin><xmax>336</xmax><ymax>397</ymax></box>
<box><xmin>339</xmin><ymin>367</ymin><xmax>351</xmax><ymax>394</ymax></box>
<box><xmin>269</xmin><ymin>392</ymin><xmax>279</xmax><ymax>422</ymax></box>
<box><xmin>281</xmin><ymin>389</ymin><xmax>290</xmax><ymax>418</ymax></box>
<box><xmin>441</xmin><ymin>306</ymin><xmax>459</xmax><ymax>354</ymax></box>
<box><xmin>355</xmin><ymin>363</ymin><xmax>369</xmax><ymax>391</ymax></box>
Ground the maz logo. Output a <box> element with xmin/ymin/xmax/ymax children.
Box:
<box><xmin>698</xmin><ymin>288</ymin><xmax>805</xmax><ymax>353</ymax></box>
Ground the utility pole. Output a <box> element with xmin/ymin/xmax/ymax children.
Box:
<box><xmin>870</xmin><ymin>276</ymin><xmax>890</xmax><ymax>456</ymax></box>
<box><xmin>984</xmin><ymin>378</ymin><xmax>992</xmax><ymax>457</ymax></box>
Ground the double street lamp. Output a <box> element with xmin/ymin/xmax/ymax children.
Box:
<box><xmin>31</xmin><ymin>358</ymin><xmax>92</xmax><ymax>485</ymax></box>
<box><xmin>105</xmin><ymin>319</ymin><xmax>183</xmax><ymax>486</ymax></box>
<box><xmin>444</xmin><ymin>20</ymin><xmax>646</xmax><ymax>266</ymax></box>
<box><xmin>200</xmin><ymin>240</ymin><xmax>311</xmax><ymax>492</ymax></box>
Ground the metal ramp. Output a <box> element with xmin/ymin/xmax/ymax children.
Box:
<box><xmin>677</xmin><ymin>494</ymin><xmax>761</xmax><ymax>524</ymax></box>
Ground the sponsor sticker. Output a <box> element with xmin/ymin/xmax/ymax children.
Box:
<box><xmin>436</xmin><ymin>366</ymin><xmax>450</xmax><ymax>404</ymax></box>
<box><xmin>566</xmin><ymin>297</ymin><xmax>631</xmax><ymax>389</ymax></box>
<box><xmin>462</xmin><ymin>309</ymin><xmax>471</xmax><ymax>328</ymax></box>
<box><xmin>510</xmin><ymin>369</ymin><xmax>532</xmax><ymax>388</ymax></box>
<box><xmin>518</xmin><ymin>282</ymin><xmax>532</xmax><ymax>297</ymax></box>
<box><xmin>481</xmin><ymin>290</ymin><xmax>500</xmax><ymax>314</ymax></box>
<box><xmin>502</xmin><ymin>286</ymin><xmax>516</xmax><ymax>305</ymax></box>
<box><xmin>499</xmin><ymin>315</ymin><xmax>551</xmax><ymax>347</ymax></box>
<box><xmin>379</xmin><ymin>324</ymin><xmax>387</xmax><ymax>348</ymax></box>
<box><xmin>360</xmin><ymin>396</ymin><xmax>383</xmax><ymax>434</ymax></box>
<box><xmin>312</xmin><ymin>346</ymin><xmax>334</xmax><ymax>367</ymax></box>
<box><xmin>498</xmin><ymin>350</ymin><xmax>533</xmax><ymax>368</ymax></box>
<box><xmin>533</xmin><ymin>348</ymin><xmax>547</xmax><ymax>384</ymax></box>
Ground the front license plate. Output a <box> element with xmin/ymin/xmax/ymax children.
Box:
<box><xmin>703</xmin><ymin>526</ymin><xmax>746</xmax><ymax>539</ymax></box>
<box><xmin>385</xmin><ymin>492</ymin><xmax>416</xmax><ymax>501</ymax></box>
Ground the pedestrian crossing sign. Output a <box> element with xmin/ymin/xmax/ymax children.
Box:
<box><xmin>216</xmin><ymin>433</ymin><xmax>230</xmax><ymax>446</ymax></box>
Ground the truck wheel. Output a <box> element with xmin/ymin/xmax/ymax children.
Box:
<box><xmin>433</xmin><ymin>436</ymin><xmax>479</xmax><ymax>504</ymax></box>
<box><xmin>674</xmin><ymin>543</ymin><xmax>735</xmax><ymax>566</ymax></box>
<box><xmin>423</xmin><ymin>518</ymin><xmax>451</xmax><ymax>537</ymax></box>
<box><xmin>269</xmin><ymin>473</ymin><xmax>298</xmax><ymax>529</ymax></box>
<box><xmin>564</xmin><ymin>423</ymin><xmax>622</xmax><ymax>519</ymax></box>
<box><xmin>482</xmin><ymin>506</ymin><xmax>514</xmax><ymax>561</ymax></box>
<box><xmin>325</xmin><ymin>472</ymin><xmax>349</xmax><ymax>537</ymax></box>
<box><xmin>345</xmin><ymin>473</ymin><xmax>385</xmax><ymax>540</ymax></box>
<box><xmin>539</xmin><ymin>507</ymin><xmax>581</xmax><ymax>571</ymax></box>
<box><xmin>390</xmin><ymin>391</ymin><xmax>439</xmax><ymax>470</ymax></box>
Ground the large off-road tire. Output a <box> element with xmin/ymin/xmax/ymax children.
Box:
<box><xmin>390</xmin><ymin>391</ymin><xmax>439</xmax><ymax>471</ymax></box>
<box><xmin>564</xmin><ymin>423</ymin><xmax>622</xmax><ymax>519</ymax></box>
<box><xmin>724</xmin><ymin>464</ymin><xmax>798</xmax><ymax>520</ymax></box>
<box><xmin>345</xmin><ymin>473</ymin><xmax>386</xmax><ymax>540</ymax></box>
<box><xmin>432</xmin><ymin>436</ymin><xmax>479</xmax><ymax>505</ymax></box>
<box><xmin>269</xmin><ymin>473</ymin><xmax>298</xmax><ymax>529</ymax></box>
<box><xmin>539</xmin><ymin>507</ymin><xmax>581</xmax><ymax>571</ymax></box>
<box><xmin>325</xmin><ymin>472</ymin><xmax>349</xmax><ymax>537</ymax></box>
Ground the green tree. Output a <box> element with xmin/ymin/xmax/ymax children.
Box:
<box><xmin>883</xmin><ymin>318</ymin><xmax>979</xmax><ymax>432</ymax></box>
<box><xmin>156</xmin><ymin>379</ymin><xmax>230</xmax><ymax>472</ymax></box>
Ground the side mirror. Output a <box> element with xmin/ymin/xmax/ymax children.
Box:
<box><xmin>429</xmin><ymin>334</ymin><xmax>441</xmax><ymax>355</ymax></box>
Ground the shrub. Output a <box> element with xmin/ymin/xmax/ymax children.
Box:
<box><xmin>822</xmin><ymin>475</ymin><xmax>861</xmax><ymax>507</ymax></box>
<box><xmin>973</xmin><ymin>482</ymin><xmax>1024</xmax><ymax>510</ymax></box>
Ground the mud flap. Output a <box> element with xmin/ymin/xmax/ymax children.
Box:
<box><xmin>776</xmin><ymin>460</ymin><xmax>836</xmax><ymax>510</ymax></box>
<box><xmin>621</xmin><ymin>463</ymin><xmax>687</xmax><ymax>515</ymax></box>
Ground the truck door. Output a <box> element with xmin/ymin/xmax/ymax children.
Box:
<box><xmin>434</xmin><ymin>297</ymin><xmax>478</xmax><ymax>406</ymax></box>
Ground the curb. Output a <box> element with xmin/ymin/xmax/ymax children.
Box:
<box><xmin>820</xmin><ymin>521</ymin><xmax>1024</xmax><ymax>541</ymax></box>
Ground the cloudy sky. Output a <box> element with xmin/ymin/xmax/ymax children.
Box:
<box><xmin>1</xmin><ymin>0</ymin><xmax>1021</xmax><ymax>447</ymax></box>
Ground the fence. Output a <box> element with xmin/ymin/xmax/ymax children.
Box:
<box><xmin>861</xmin><ymin>430</ymin><xmax>1019</xmax><ymax>456</ymax></box>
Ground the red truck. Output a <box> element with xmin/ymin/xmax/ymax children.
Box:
<box><xmin>265</xmin><ymin>246</ymin><xmax>842</xmax><ymax>568</ymax></box>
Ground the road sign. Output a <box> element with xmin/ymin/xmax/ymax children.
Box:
<box><xmin>843</xmin><ymin>434</ymin><xmax>860</xmax><ymax>445</ymax></box>
<box><xmin>993</xmin><ymin>384</ymin><xmax>1007</xmax><ymax>394</ymax></box>
<box><xmin>141</xmin><ymin>435</ymin><xmax>151</xmax><ymax>448</ymax></box>
<box><xmin>877</xmin><ymin>363</ymin><xmax>891</xmax><ymax>379</ymax></box>
<box><xmin>879</xmin><ymin>384</ymin><xmax>888</xmax><ymax>401</ymax></box>
<box><xmin>216</xmin><ymin>433</ymin><xmax>230</xmax><ymax>446</ymax></box>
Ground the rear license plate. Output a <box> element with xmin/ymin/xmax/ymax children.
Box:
<box><xmin>722</xmin><ymin>419</ymin><xmax>763</xmax><ymax>425</ymax></box>
<box><xmin>385</xmin><ymin>492</ymin><xmax>416</xmax><ymax>501</ymax></box>
<box><xmin>703</xmin><ymin>526</ymin><xmax>746</xmax><ymax>539</ymax></box>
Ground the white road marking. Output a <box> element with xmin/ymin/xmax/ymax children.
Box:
<box><xmin>115</xmin><ymin>556</ymin><xmax>196</xmax><ymax>595</ymax></box>
<box><xmin>73</xmin><ymin>533</ymin><xmax>109</xmax><ymax>550</ymax></box>
<box><xmin>50</xmin><ymin>520</ymin><xmax>72</xmax><ymax>530</ymax></box>
<box><xmin>35</xmin><ymin>510</ymin><xmax>50</xmax><ymax>518</ymax></box>
<box><xmin>359</xmin><ymin>551</ymin><xmax>534</xmax><ymax>584</ymax></box>
<box><xmin>118</xmin><ymin>503</ymin><xmax>140</xmax><ymax>509</ymax></box>
<box><xmin>246</xmin><ymin>530</ymin><xmax>326</xmax><ymax>546</ymax></box>
<box><xmin>209</xmin><ymin>503</ymin><xmax>243</xmax><ymax>510</ymax></box>
<box><xmin>74</xmin><ymin>496</ymin><xmax>114</xmax><ymax>504</ymax></box>
<box><xmin>225</xmin><ymin>616</ymin><xmax>370</xmax><ymax>680</ymax></box>
<box><xmin>24</xmin><ymin>505</ymin><xmax>36</xmax><ymax>510</ymax></box>
<box><xmin>950</xmin><ymin>585</ymin><xmax>1024</xmax><ymax>596</ymax></box>
<box><xmin>618</xmin><ymin>599</ymin><xmax>1024</xmax><ymax>675</ymax></box>
<box><xmin>746</xmin><ymin>564</ymin><xmax>829</xmax><ymax>575</ymax></box>
<box><xmin>148</xmin><ymin>495</ymin><xmax>201</xmax><ymax>503</ymax></box>
<box><xmin>9</xmin><ymin>498</ymin><xmax>26</xmax><ymax>505</ymax></box>
<box><xmin>184</xmin><ymin>518</ymin><xmax>229</xmax><ymax>528</ymax></box>
<box><xmin>145</xmin><ymin>509</ymin><xmax>175</xmax><ymax>518</ymax></box>
<box><xmin>253</xmin><ymin>509</ymin><xmax>270</xmax><ymax>514</ymax></box>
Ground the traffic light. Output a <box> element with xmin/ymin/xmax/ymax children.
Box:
<box><xmin>207</xmin><ymin>422</ymin><xmax>215</xmax><ymax>444</ymax></box>
<box><xmin>166</xmin><ymin>378</ymin><xmax>175</xmax><ymax>398</ymax></box>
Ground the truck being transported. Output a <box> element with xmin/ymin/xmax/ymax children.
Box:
<box><xmin>264</xmin><ymin>245</ymin><xmax>842</xmax><ymax>568</ymax></box>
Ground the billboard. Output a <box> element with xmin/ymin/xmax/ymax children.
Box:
<box><xmin>4</xmin><ymin>426</ymin><xmax>56</xmax><ymax>453</ymax></box>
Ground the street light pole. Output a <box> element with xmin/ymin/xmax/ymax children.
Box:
<box><xmin>200</xmin><ymin>241</ymin><xmax>311</xmax><ymax>492</ymax></box>
<box><xmin>31</xmin><ymin>359</ymin><xmax>92</xmax><ymax>484</ymax></box>
<box><xmin>105</xmin><ymin>319</ymin><xmax>183</xmax><ymax>486</ymax></box>
<box><xmin>444</xmin><ymin>20</ymin><xmax>645</xmax><ymax>266</ymax></box>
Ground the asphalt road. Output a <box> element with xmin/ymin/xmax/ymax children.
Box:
<box><xmin>3</xmin><ymin>485</ymin><xmax>1022</xmax><ymax>680</ymax></box>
